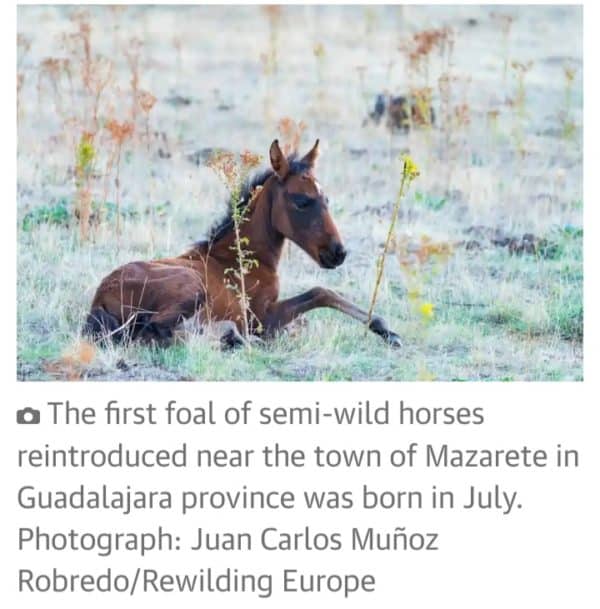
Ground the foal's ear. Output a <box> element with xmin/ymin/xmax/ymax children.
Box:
<box><xmin>301</xmin><ymin>139</ymin><xmax>320</xmax><ymax>168</ymax></box>
<box><xmin>269</xmin><ymin>139</ymin><xmax>290</xmax><ymax>180</ymax></box>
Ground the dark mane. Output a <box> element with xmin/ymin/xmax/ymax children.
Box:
<box><xmin>203</xmin><ymin>154</ymin><xmax>311</xmax><ymax>244</ymax></box>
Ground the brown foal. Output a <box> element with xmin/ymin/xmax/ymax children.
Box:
<box><xmin>85</xmin><ymin>139</ymin><xmax>401</xmax><ymax>348</ymax></box>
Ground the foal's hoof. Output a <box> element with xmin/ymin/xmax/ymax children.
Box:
<box><xmin>369</xmin><ymin>316</ymin><xmax>402</xmax><ymax>348</ymax></box>
<box><xmin>220</xmin><ymin>329</ymin><xmax>248</xmax><ymax>350</ymax></box>
<box><xmin>386</xmin><ymin>332</ymin><xmax>403</xmax><ymax>348</ymax></box>
<box><xmin>281</xmin><ymin>316</ymin><xmax>309</xmax><ymax>338</ymax></box>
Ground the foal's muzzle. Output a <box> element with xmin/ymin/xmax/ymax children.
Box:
<box><xmin>319</xmin><ymin>242</ymin><xmax>347</xmax><ymax>269</ymax></box>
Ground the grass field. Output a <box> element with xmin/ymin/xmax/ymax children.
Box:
<box><xmin>17</xmin><ymin>5</ymin><xmax>583</xmax><ymax>381</ymax></box>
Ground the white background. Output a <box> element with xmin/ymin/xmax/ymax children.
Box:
<box><xmin>2</xmin><ymin>384</ymin><xmax>598</xmax><ymax>608</ymax></box>
<box><xmin>2</xmin><ymin>1</ymin><xmax>598</xmax><ymax>608</ymax></box>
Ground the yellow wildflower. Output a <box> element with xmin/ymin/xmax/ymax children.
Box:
<box><xmin>419</xmin><ymin>302</ymin><xmax>435</xmax><ymax>320</ymax></box>
<box><xmin>407</xmin><ymin>287</ymin><xmax>421</xmax><ymax>301</ymax></box>
<box><xmin>417</xmin><ymin>365</ymin><xmax>436</xmax><ymax>381</ymax></box>
<box><xmin>313</xmin><ymin>42</ymin><xmax>325</xmax><ymax>59</ymax></box>
<box><xmin>76</xmin><ymin>133</ymin><xmax>95</xmax><ymax>174</ymax></box>
<box><xmin>401</xmin><ymin>154</ymin><xmax>420</xmax><ymax>179</ymax></box>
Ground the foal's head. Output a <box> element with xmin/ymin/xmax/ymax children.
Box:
<box><xmin>268</xmin><ymin>139</ymin><xmax>347</xmax><ymax>269</ymax></box>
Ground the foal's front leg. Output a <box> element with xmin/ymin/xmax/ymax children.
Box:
<box><xmin>264</xmin><ymin>287</ymin><xmax>402</xmax><ymax>347</ymax></box>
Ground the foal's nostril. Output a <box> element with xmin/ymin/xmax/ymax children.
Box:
<box><xmin>319</xmin><ymin>242</ymin><xmax>347</xmax><ymax>268</ymax></box>
<box><xmin>332</xmin><ymin>243</ymin><xmax>347</xmax><ymax>265</ymax></box>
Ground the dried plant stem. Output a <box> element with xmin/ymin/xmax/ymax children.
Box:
<box><xmin>366</xmin><ymin>176</ymin><xmax>408</xmax><ymax>328</ymax></box>
<box><xmin>366</xmin><ymin>158</ymin><xmax>419</xmax><ymax>331</ymax></box>
<box><xmin>105</xmin><ymin>119</ymin><xmax>134</xmax><ymax>238</ymax></box>
<box><xmin>144</xmin><ymin>116</ymin><xmax>151</xmax><ymax>152</ymax></box>
<box><xmin>74</xmin><ymin>132</ymin><xmax>96</xmax><ymax>241</ymax></box>
<box><xmin>137</xmin><ymin>91</ymin><xmax>157</xmax><ymax>152</ymax></box>
<box><xmin>78</xmin><ymin>187</ymin><xmax>92</xmax><ymax>241</ymax></box>
<box><xmin>102</xmin><ymin>151</ymin><xmax>116</xmax><ymax>215</ymax></box>
<box><xmin>17</xmin><ymin>73</ymin><xmax>24</xmax><ymax>122</ymax></box>
<box><xmin>206</xmin><ymin>151</ymin><xmax>262</xmax><ymax>345</ymax></box>
<box><xmin>232</xmin><ymin>207</ymin><xmax>250</xmax><ymax>342</ymax></box>
<box><xmin>114</xmin><ymin>145</ymin><xmax>122</xmax><ymax>236</ymax></box>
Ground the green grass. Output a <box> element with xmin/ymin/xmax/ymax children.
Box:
<box><xmin>17</xmin><ymin>220</ymin><xmax>582</xmax><ymax>381</ymax></box>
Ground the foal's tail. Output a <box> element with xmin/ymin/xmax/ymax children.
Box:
<box><xmin>82</xmin><ymin>308</ymin><xmax>123</xmax><ymax>342</ymax></box>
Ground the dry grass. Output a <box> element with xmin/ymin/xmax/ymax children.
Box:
<box><xmin>17</xmin><ymin>5</ymin><xmax>582</xmax><ymax>381</ymax></box>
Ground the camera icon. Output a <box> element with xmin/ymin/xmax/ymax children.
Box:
<box><xmin>16</xmin><ymin>407</ymin><xmax>41</xmax><ymax>425</ymax></box>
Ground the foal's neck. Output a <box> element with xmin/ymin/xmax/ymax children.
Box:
<box><xmin>210</xmin><ymin>181</ymin><xmax>284</xmax><ymax>273</ymax></box>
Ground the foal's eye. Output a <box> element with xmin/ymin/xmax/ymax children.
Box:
<box><xmin>289</xmin><ymin>193</ymin><xmax>317</xmax><ymax>209</ymax></box>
